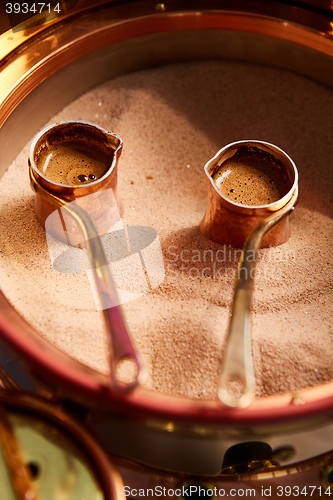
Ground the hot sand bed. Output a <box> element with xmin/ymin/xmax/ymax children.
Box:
<box><xmin>0</xmin><ymin>60</ymin><xmax>332</xmax><ymax>400</ymax></box>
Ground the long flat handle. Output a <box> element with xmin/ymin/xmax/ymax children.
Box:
<box><xmin>62</xmin><ymin>202</ymin><xmax>144</xmax><ymax>393</ymax></box>
<box><xmin>30</xmin><ymin>169</ymin><xmax>144</xmax><ymax>393</ymax></box>
<box><xmin>218</xmin><ymin>188</ymin><xmax>299</xmax><ymax>408</ymax></box>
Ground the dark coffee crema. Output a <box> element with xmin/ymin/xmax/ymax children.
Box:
<box><xmin>36</xmin><ymin>140</ymin><xmax>113</xmax><ymax>186</ymax></box>
<box><xmin>212</xmin><ymin>146</ymin><xmax>291</xmax><ymax>205</ymax></box>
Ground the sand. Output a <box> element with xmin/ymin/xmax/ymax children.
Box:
<box><xmin>0</xmin><ymin>60</ymin><xmax>333</xmax><ymax>400</ymax></box>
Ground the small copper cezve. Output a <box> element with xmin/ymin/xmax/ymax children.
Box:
<box><xmin>29</xmin><ymin>120</ymin><xmax>123</xmax><ymax>247</ymax></box>
<box><xmin>200</xmin><ymin>140</ymin><xmax>298</xmax><ymax>248</ymax></box>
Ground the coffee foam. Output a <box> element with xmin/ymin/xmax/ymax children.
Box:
<box><xmin>37</xmin><ymin>140</ymin><xmax>113</xmax><ymax>186</ymax></box>
<box><xmin>212</xmin><ymin>147</ymin><xmax>291</xmax><ymax>205</ymax></box>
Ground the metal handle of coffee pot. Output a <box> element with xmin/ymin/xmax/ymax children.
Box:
<box><xmin>218</xmin><ymin>187</ymin><xmax>298</xmax><ymax>408</ymax></box>
<box><xmin>30</xmin><ymin>168</ymin><xmax>144</xmax><ymax>394</ymax></box>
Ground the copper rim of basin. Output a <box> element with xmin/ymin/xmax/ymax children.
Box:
<box><xmin>1</xmin><ymin>1</ymin><xmax>333</xmax><ymax>433</ymax></box>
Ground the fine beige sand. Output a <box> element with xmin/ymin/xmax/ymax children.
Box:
<box><xmin>0</xmin><ymin>60</ymin><xmax>333</xmax><ymax>400</ymax></box>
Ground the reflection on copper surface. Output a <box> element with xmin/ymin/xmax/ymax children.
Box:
<box><xmin>328</xmin><ymin>21</ymin><xmax>333</xmax><ymax>35</ymax></box>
